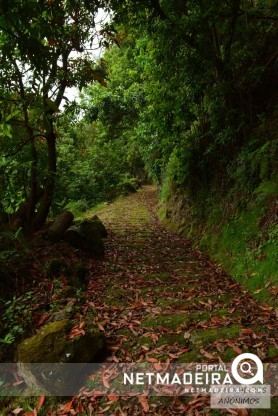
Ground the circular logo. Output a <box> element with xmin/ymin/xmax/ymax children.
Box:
<box><xmin>231</xmin><ymin>353</ymin><xmax>264</xmax><ymax>385</ymax></box>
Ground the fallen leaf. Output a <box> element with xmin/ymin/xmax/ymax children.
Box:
<box><xmin>237</xmin><ymin>409</ymin><xmax>249</xmax><ymax>416</ymax></box>
<box><xmin>154</xmin><ymin>363</ymin><xmax>162</xmax><ymax>371</ymax></box>
<box><xmin>102</xmin><ymin>377</ymin><xmax>110</xmax><ymax>389</ymax></box>
<box><xmin>37</xmin><ymin>395</ymin><xmax>45</xmax><ymax>410</ymax></box>
<box><xmin>12</xmin><ymin>408</ymin><xmax>23</xmax><ymax>415</ymax></box>
<box><xmin>211</xmin><ymin>317</ymin><xmax>222</xmax><ymax>324</ymax></box>
<box><xmin>146</xmin><ymin>357</ymin><xmax>158</xmax><ymax>363</ymax></box>
<box><xmin>241</xmin><ymin>329</ymin><xmax>253</xmax><ymax>335</ymax></box>
<box><xmin>139</xmin><ymin>396</ymin><xmax>149</xmax><ymax>412</ymax></box>
<box><xmin>200</xmin><ymin>348</ymin><xmax>214</xmax><ymax>359</ymax></box>
<box><xmin>228</xmin><ymin>343</ymin><xmax>242</xmax><ymax>355</ymax></box>
<box><xmin>107</xmin><ymin>393</ymin><xmax>118</xmax><ymax>403</ymax></box>
<box><xmin>62</xmin><ymin>400</ymin><xmax>73</xmax><ymax>413</ymax></box>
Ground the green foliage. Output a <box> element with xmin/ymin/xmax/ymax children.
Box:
<box><xmin>0</xmin><ymin>0</ymin><xmax>113</xmax><ymax>229</ymax></box>
<box><xmin>51</xmin><ymin>110</ymin><xmax>144</xmax><ymax>214</ymax></box>
<box><xmin>0</xmin><ymin>291</ymin><xmax>34</xmax><ymax>347</ymax></box>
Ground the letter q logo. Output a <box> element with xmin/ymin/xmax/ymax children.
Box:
<box><xmin>232</xmin><ymin>353</ymin><xmax>264</xmax><ymax>385</ymax></box>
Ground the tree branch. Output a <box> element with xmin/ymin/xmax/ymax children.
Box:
<box><xmin>3</xmin><ymin>133</ymin><xmax>48</xmax><ymax>158</ymax></box>
<box><xmin>224</xmin><ymin>0</ymin><xmax>240</xmax><ymax>63</ymax></box>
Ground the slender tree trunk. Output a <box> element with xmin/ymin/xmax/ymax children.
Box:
<box><xmin>32</xmin><ymin>125</ymin><xmax>57</xmax><ymax>231</ymax></box>
<box><xmin>13</xmin><ymin>60</ymin><xmax>40</xmax><ymax>234</ymax></box>
<box><xmin>25</xmin><ymin>134</ymin><xmax>38</xmax><ymax>235</ymax></box>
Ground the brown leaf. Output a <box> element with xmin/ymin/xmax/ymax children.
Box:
<box><xmin>241</xmin><ymin>328</ymin><xmax>253</xmax><ymax>335</ymax></box>
<box><xmin>200</xmin><ymin>348</ymin><xmax>214</xmax><ymax>359</ymax></box>
<box><xmin>211</xmin><ymin>317</ymin><xmax>222</xmax><ymax>324</ymax></box>
<box><xmin>154</xmin><ymin>363</ymin><xmax>162</xmax><ymax>370</ymax></box>
<box><xmin>237</xmin><ymin>410</ymin><xmax>249</xmax><ymax>416</ymax></box>
<box><xmin>107</xmin><ymin>393</ymin><xmax>118</xmax><ymax>403</ymax></box>
<box><xmin>97</xmin><ymin>323</ymin><xmax>105</xmax><ymax>331</ymax></box>
<box><xmin>67</xmin><ymin>329</ymin><xmax>85</xmax><ymax>339</ymax></box>
<box><xmin>37</xmin><ymin>395</ymin><xmax>45</xmax><ymax>410</ymax></box>
<box><xmin>102</xmin><ymin>377</ymin><xmax>110</xmax><ymax>389</ymax></box>
<box><xmin>139</xmin><ymin>396</ymin><xmax>149</xmax><ymax>412</ymax></box>
<box><xmin>228</xmin><ymin>343</ymin><xmax>242</xmax><ymax>355</ymax></box>
<box><xmin>37</xmin><ymin>314</ymin><xmax>48</xmax><ymax>326</ymax></box>
<box><xmin>62</xmin><ymin>400</ymin><xmax>73</xmax><ymax>413</ymax></box>
<box><xmin>146</xmin><ymin>357</ymin><xmax>158</xmax><ymax>363</ymax></box>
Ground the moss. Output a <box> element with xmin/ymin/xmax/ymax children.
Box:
<box><xmin>139</xmin><ymin>272</ymin><xmax>172</xmax><ymax>282</ymax></box>
<box><xmin>220</xmin><ymin>347</ymin><xmax>238</xmax><ymax>361</ymax></box>
<box><xmin>178</xmin><ymin>350</ymin><xmax>202</xmax><ymax>362</ymax></box>
<box><xmin>141</xmin><ymin>283</ymin><xmax>196</xmax><ymax>297</ymax></box>
<box><xmin>17</xmin><ymin>320</ymin><xmax>104</xmax><ymax>364</ymax></box>
<box><xmin>155</xmin><ymin>293</ymin><xmax>233</xmax><ymax>308</ymax></box>
<box><xmin>190</xmin><ymin>324</ymin><xmax>241</xmax><ymax>345</ymax></box>
<box><xmin>162</xmin><ymin>190</ymin><xmax>277</xmax><ymax>305</ymax></box>
<box><xmin>251</xmin><ymin>398</ymin><xmax>278</xmax><ymax>415</ymax></box>
<box><xmin>0</xmin><ymin>396</ymin><xmax>63</xmax><ymax>416</ymax></box>
<box><xmin>104</xmin><ymin>285</ymin><xmax>133</xmax><ymax>306</ymax></box>
<box><xmin>16</xmin><ymin>320</ymin><xmax>105</xmax><ymax>395</ymax></box>
<box><xmin>17</xmin><ymin>320</ymin><xmax>71</xmax><ymax>363</ymax></box>
<box><xmin>156</xmin><ymin>333</ymin><xmax>189</xmax><ymax>347</ymax></box>
<box><xmin>155</xmin><ymin>298</ymin><xmax>188</xmax><ymax>307</ymax></box>
<box><xmin>143</xmin><ymin>312</ymin><xmax>190</xmax><ymax>329</ymax></box>
<box><xmin>267</xmin><ymin>345</ymin><xmax>278</xmax><ymax>360</ymax></box>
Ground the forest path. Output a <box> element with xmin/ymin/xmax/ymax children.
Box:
<box><xmin>79</xmin><ymin>185</ymin><xmax>277</xmax><ymax>414</ymax></box>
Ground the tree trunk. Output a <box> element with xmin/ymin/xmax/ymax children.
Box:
<box><xmin>33</xmin><ymin>128</ymin><xmax>57</xmax><ymax>232</ymax></box>
<box><xmin>47</xmin><ymin>211</ymin><xmax>74</xmax><ymax>241</ymax></box>
<box><xmin>25</xmin><ymin>135</ymin><xmax>38</xmax><ymax>235</ymax></box>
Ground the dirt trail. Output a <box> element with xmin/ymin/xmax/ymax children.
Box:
<box><xmin>72</xmin><ymin>186</ymin><xmax>277</xmax><ymax>414</ymax></box>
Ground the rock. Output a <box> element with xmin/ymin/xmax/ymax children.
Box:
<box><xmin>79</xmin><ymin>221</ymin><xmax>104</xmax><ymax>257</ymax></box>
<box><xmin>17</xmin><ymin>320</ymin><xmax>105</xmax><ymax>394</ymax></box>
<box><xmin>51</xmin><ymin>306</ymin><xmax>73</xmax><ymax>321</ymax></box>
<box><xmin>45</xmin><ymin>258</ymin><xmax>70</xmax><ymax>279</ymax></box>
<box><xmin>64</xmin><ymin>226</ymin><xmax>86</xmax><ymax>249</ymax></box>
<box><xmin>86</xmin><ymin>215</ymin><xmax>108</xmax><ymax>238</ymax></box>
<box><xmin>47</xmin><ymin>211</ymin><xmax>74</xmax><ymax>241</ymax></box>
<box><xmin>74</xmin><ymin>263</ymin><xmax>87</xmax><ymax>281</ymax></box>
<box><xmin>72</xmin><ymin>263</ymin><xmax>87</xmax><ymax>288</ymax></box>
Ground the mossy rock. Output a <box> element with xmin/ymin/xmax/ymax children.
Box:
<box><xmin>51</xmin><ymin>306</ymin><xmax>74</xmax><ymax>322</ymax></box>
<box><xmin>80</xmin><ymin>222</ymin><xmax>104</xmax><ymax>257</ymax></box>
<box><xmin>81</xmin><ymin>215</ymin><xmax>108</xmax><ymax>238</ymax></box>
<box><xmin>17</xmin><ymin>320</ymin><xmax>105</xmax><ymax>394</ymax></box>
